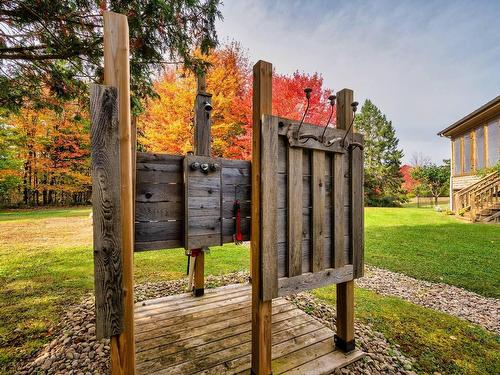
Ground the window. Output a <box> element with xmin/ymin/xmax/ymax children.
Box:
<box><xmin>487</xmin><ymin>119</ymin><xmax>499</xmax><ymax>166</ymax></box>
<box><xmin>453</xmin><ymin>138</ymin><xmax>461</xmax><ymax>175</ymax></box>
<box><xmin>463</xmin><ymin>133</ymin><xmax>471</xmax><ymax>173</ymax></box>
<box><xmin>475</xmin><ymin>127</ymin><xmax>485</xmax><ymax>169</ymax></box>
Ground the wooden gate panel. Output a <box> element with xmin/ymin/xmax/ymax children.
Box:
<box><xmin>134</xmin><ymin>153</ymin><xmax>251</xmax><ymax>251</ymax></box>
<box><xmin>260</xmin><ymin>114</ymin><xmax>363</xmax><ymax>301</ymax></box>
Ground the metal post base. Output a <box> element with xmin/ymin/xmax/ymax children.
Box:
<box><xmin>334</xmin><ymin>334</ymin><xmax>356</xmax><ymax>352</ymax></box>
<box><xmin>193</xmin><ymin>287</ymin><xmax>204</xmax><ymax>297</ymax></box>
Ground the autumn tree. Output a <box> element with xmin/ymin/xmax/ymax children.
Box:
<box><xmin>0</xmin><ymin>0</ymin><xmax>222</xmax><ymax>113</ymax></box>
<box><xmin>139</xmin><ymin>43</ymin><xmax>337</xmax><ymax>160</ymax></box>
<box><xmin>2</xmin><ymin>101</ymin><xmax>91</xmax><ymax>207</ymax></box>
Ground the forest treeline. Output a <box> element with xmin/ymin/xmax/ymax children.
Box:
<box><xmin>0</xmin><ymin>43</ymin><xmax>339</xmax><ymax>207</ymax></box>
<box><xmin>1</xmin><ymin>44</ymin><xmax>407</xmax><ymax>208</ymax></box>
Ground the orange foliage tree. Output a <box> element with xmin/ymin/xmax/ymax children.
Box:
<box><xmin>139</xmin><ymin>43</ymin><xmax>336</xmax><ymax>160</ymax></box>
<box><xmin>4</xmin><ymin>102</ymin><xmax>90</xmax><ymax>206</ymax></box>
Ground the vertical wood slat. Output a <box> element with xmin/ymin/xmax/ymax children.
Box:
<box><xmin>333</xmin><ymin>153</ymin><xmax>345</xmax><ymax>268</ymax></box>
<box><xmin>192</xmin><ymin>74</ymin><xmax>212</xmax><ymax>297</ymax></box>
<box><xmin>91</xmin><ymin>85</ymin><xmax>123</xmax><ymax>340</ymax></box>
<box><xmin>251</xmin><ymin>60</ymin><xmax>273</xmax><ymax>375</ymax></box>
<box><xmin>312</xmin><ymin>150</ymin><xmax>326</xmax><ymax>272</ymax></box>
<box><xmin>102</xmin><ymin>11</ymin><xmax>136</xmax><ymax>374</ymax></box>
<box><xmin>351</xmin><ymin>143</ymin><xmax>364</xmax><ymax>278</ymax></box>
<box><xmin>287</xmin><ymin>147</ymin><xmax>303</xmax><ymax>277</ymax></box>
<box><xmin>261</xmin><ymin>114</ymin><xmax>279</xmax><ymax>300</ymax></box>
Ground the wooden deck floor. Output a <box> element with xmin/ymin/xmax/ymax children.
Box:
<box><xmin>135</xmin><ymin>283</ymin><xmax>364</xmax><ymax>375</ymax></box>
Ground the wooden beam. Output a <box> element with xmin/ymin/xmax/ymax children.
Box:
<box><xmin>335</xmin><ymin>280</ymin><xmax>355</xmax><ymax>352</ymax></box>
<box><xmin>91</xmin><ymin>85</ymin><xmax>123</xmax><ymax>340</ymax></box>
<box><xmin>191</xmin><ymin>73</ymin><xmax>212</xmax><ymax>297</ymax></box>
<box><xmin>251</xmin><ymin>60</ymin><xmax>273</xmax><ymax>375</ymax></box>
<box><xmin>287</xmin><ymin>148</ymin><xmax>303</xmax><ymax>277</ymax></box>
<box><xmin>334</xmin><ymin>89</ymin><xmax>356</xmax><ymax>354</ymax></box>
<box><xmin>312</xmin><ymin>150</ymin><xmax>326</xmax><ymax>272</ymax></box>
<box><xmin>103</xmin><ymin>11</ymin><xmax>136</xmax><ymax>374</ymax></box>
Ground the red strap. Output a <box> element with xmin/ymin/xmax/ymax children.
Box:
<box><xmin>191</xmin><ymin>248</ymin><xmax>202</xmax><ymax>257</ymax></box>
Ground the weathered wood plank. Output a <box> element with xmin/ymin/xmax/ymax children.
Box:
<box><xmin>351</xmin><ymin>141</ymin><xmax>364</xmax><ymax>278</ymax></box>
<box><xmin>277</xmin><ymin>265</ymin><xmax>353</xmax><ymax>297</ymax></box>
<box><xmin>136</xmin><ymin>310</ymin><xmax>309</xmax><ymax>372</ymax></box>
<box><xmin>102</xmin><ymin>11</ymin><xmax>135</xmax><ymax>373</ymax></box>
<box><xmin>135</xmin><ymin>201</ymin><xmax>183</xmax><ymax>222</ymax></box>
<box><xmin>288</xmin><ymin>147</ymin><xmax>303</xmax><ymax>277</ymax></box>
<box><xmin>134</xmin><ymin>240</ymin><xmax>182</xmax><ymax>252</ymax></box>
<box><xmin>136</xmin><ymin>183</ymin><xmax>183</xmax><ymax>203</ymax></box>
<box><xmin>284</xmin><ymin>349</ymin><xmax>365</xmax><ymax>375</ymax></box>
<box><xmin>312</xmin><ymin>151</ymin><xmax>326</xmax><ymax>272</ymax></box>
<box><xmin>251</xmin><ymin>60</ymin><xmax>273</xmax><ymax>375</ymax></box>
<box><xmin>91</xmin><ymin>84</ymin><xmax>123</xmax><ymax>340</ymax></box>
<box><xmin>261</xmin><ymin>114</ymin><xmax>279</xmax><ymax>301</ymax></box>
<box><xmin>333</xmin><ymin>153</ymin><xmax>345</xmax><ymax>268</ymax></box>
<box><xmin>137</xmin><ymin>152</ymin><xmax>183</xmax><ymax>164</ymax></box>
<box><xmin>135</xmin><ymin>221</ymin><xmax>183</xmax><ymax>243</ymax></box>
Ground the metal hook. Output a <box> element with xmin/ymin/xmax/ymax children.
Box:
<box><xmin>320</xmin><ymin>94</ymin><xmax>336</xmax><ymax>143</ymax></box>
<box><xmin>340</xmin><ymin>101</ymin><xmax>359</xmax><ymax>148</ymax></box>
<box><xmin>296</xmin><ymin>88</ymin><xmax>312</xmax><ymax>137</ymax></box>
<box><xmin>324</xmin><ymin>101</ymin><xmax>358</xmax><ymax>148</ymax></box>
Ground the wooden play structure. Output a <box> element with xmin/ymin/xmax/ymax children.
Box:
<box><xmin>91</xmin><ymin>12</ymin><xmax>365</xmax><ymax>375</ymax></box>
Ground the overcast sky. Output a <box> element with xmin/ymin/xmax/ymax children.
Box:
<box><xmin>215</xmin><ymin>0</ymin><xmax>500</xmax><ymax>164</ymax></box>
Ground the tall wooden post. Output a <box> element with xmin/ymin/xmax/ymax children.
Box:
<box><xmin>191</xmin><ymin>73</ymin><xmax>212</xmax><ymax>297</ymax></box>
<box><xmin>251</xmin><ymin>60</ymin><xmax>273</xmax><ymax>375</ymax></box>
<box><xmin>334</xmin><ymin>88</ymin><xmax>356</xmax><ymax>353</ymax></box>
<box><xmin>103</xmin><ymin>11</ymin><xmax>136</xmax><ymax>374</ymax></box>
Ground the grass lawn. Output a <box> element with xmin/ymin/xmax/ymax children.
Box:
<box><xmin>0</xmin><ymin>207</ymin><xmax>248</xmax><ymax>372</ymax></box>
<box><xmin>0</xmin><ymin>206</ymin><xmax>499</xmax><ymax>374</ymax></box>
<box><xmin>365</xmin><ymin>207</ymin><xmax>500</xmax><ymax>298</ymax></box>
<box><xmin>314</xmin><ymin>286</ymin><xmax>500</xmax><ymax>375</ymax></box>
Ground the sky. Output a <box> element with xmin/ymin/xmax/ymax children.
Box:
<box><xmin>215</xmin><ymin>0</ymin><xmax>500</xmax><ymax>164</ymax></box>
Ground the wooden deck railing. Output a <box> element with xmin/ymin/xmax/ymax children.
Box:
<box><xmin>454</xmin><ymin>171</ymin><xmax>500</xmax><ymax>221</ymax></box>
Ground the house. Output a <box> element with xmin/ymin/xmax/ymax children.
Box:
<box><xmin>438</xmin><ymin>96</ymin><xmax>500</xmax><ymax>222</ymax></box>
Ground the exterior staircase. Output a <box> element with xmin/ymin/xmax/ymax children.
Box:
<box><xmin>454</xmin><ymin>171</ymin><xmax>500</xmax><ymax>223</ymax></box>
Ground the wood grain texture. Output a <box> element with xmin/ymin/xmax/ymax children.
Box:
<box><xmin>194</xmin><ymin>93</ymin><xmax>212</xmax><ymax>156</ymax></box>
<box><xmin>351</xmin><ymin>141</ymin><xmax>364</xmax><ymax>278</ymax></box>
<box><xmin>103</xmin><ymin>10</ymin><xmax>136</xmax><ymax>374</ymax></box>
<box><xmin>184</xmin><ymin>155</ymin><xmax>222</xmax><ymax>249</ymax></box>
<box><xmin>287</xmin><ymin>147</ymin><xmax>303</xmax><ymax>277</ymax></box>
<box><xmin>277</xmin><ymin>266</ymin><xmax>353</xmax><ymax>298</ymax></box>
<box><xmin>260</xmin><ymin>114</ymin><xmax>279</xmax><ymax>301</ymax></box>
<box><xmin>312</xmin><ymin>151</ymin><xmax>326</xmax><ymax>273</ymax></box>
<box><xmin>251</xmin><ymin>60</ymin><xmax>273</xmax><ymax>375</ymax></box>
<box><xmin>336</xmin><ymin>280</ymin><xmax>355</xmax><ymax>345</ymax></box>
<box><xmin>91</xmin><ymin>84</ymin><xmax>124</xmax><ymax>340</ymax></box>
<box><xmin>333</xmin><ymin>153</ymin><xmax>345</xmax><ymax>268</ymax></box>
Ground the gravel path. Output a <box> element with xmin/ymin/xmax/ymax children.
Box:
<box><xmin>15</xmin><ymin>271</ymin><xmax>415</xmax><ymax>375</ymax></box>
<box><xmin>357</xmin><ymin>266</ymin><xmax>500</xmax><ymax>334</ymax></box>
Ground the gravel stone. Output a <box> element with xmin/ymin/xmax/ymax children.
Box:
<box><xmin>357</xmin><ymin>265</ymin><xmax>500</xmax><ymax>333</ymax></box>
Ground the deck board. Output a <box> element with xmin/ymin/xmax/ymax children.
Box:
<box><xmin>135</xmin><ymin>283</ymin><xmax>364</xmax><ymax>375</ymax></box>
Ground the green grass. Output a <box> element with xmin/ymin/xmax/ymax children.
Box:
<box><xmin>0</xmin><ymin>208</ymin><xmax>248</xmax><ymax>372</ymax></box>
<box><xmin>0</xmin><ymin>206</ymin><xmax>92</xmax><ymax>222</ymax></box>
<box><xmin>1</xmin><ymin>206</ymin><xmax>499</xmax><ymax>374</ymax></box>
<box><xmin>314</xmin><ymin>286</ymin><xmax>500</xmax><ymax>375</ymax></box>
<box><xmin>365</xmin><ymin>207</ymin><xmax>500</xmax><ymax>298</ymax></box>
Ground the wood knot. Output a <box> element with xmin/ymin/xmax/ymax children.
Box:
<box><xmin>145</xmin><ymin>192</ymin><xmax>152</xmax><ymax>199</ymax></box>
<box><xmin>208</xmin><ymin>188</ymin><xmax>213</xmax><ymax>194</ymax></box>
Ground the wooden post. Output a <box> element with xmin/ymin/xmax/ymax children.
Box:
<box><xmin>334</xmin><ymin>88</ymin><xmax>356</xmax><ymax>353</ymax></box>
<box><xmin>103</xmin><ymin>11</ymin><xmax>136</xmax><ymax>374</ymax></box>
<box><xmin>251</xmin><ymin>60</ymin><xmax>273</xmax><ymax>375</ymax></box>
<box><xmin>191</xmin><ymin>73</ymin><xmax>212</xmax><ymax>297</ymax></box>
